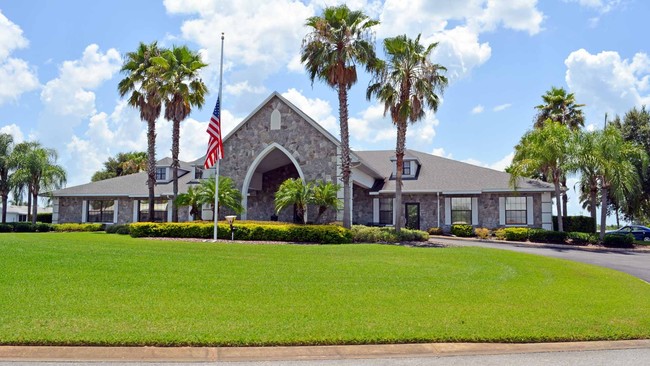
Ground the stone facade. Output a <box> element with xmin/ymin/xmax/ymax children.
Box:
<box><xmin>352</xmin><ymin>184</ymin><xmax>373</xmax><ymax>225</ymax></box>
<box><xmin>247</xmin><ymin>164</ymin><xmax>300</xmax><ymax>222</ymax></box>
<box><xmin>56</xmin><ymin>196</ymin><xmax>187</xmax><ymax>224</ymax></box>
<box><xmin>57</xmin><ymin>197</ymin><xmax>83</xmax><ymax>223</ymax></box>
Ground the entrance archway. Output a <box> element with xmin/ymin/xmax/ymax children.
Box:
<box><xmin>241</xmin><ymin>143</ymin><xmax>305</xmax><ymax>221</ymax></box>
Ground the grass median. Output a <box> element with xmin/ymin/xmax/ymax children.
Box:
<box><xmin>1</xmin><ymin>232</ymin><xmax>649</xmax><ymax>346</ymax></box>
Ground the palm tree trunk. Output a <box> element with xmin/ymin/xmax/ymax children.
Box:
<box><xmin>395</xmin><ymin>120</ymin><xmax>407</xmax><ymax>233</ymax></box>
<box><xmin>561</xmin><ymin>176</ymin><xmax>568</xmax><ymax>219</ymax></box>
<box><xmin>171</xmin><ymin>118</ymin><xmax>180</xmax><ymax>222</ymax></box>
<box><xmin>554</xmin><ymin>175</ymin><xmax>564</xmax><ymax>232</ymax></box>
<box><xmin>589</xmin><ymin>185</ymin><xmax>598</xmax><ymax>233</ymax></box>
<box><xmin>1</xmin><ymin>193</ymin><xmax>7</xmax><ymax>223</ymax></box>
<box><xmin>31</xmin><ymin>187</ymin><xmax>38</xmax><ymax>225</ymax></box>
<box><xmin>147</xmin><ymin>119</ymin><xmax>156</xmax><ymax>222</ymax></box>
<box><xmin>26</xmin><ymin>188</ymin><xmax>32</xmax><ymax>222</ymax></box>
<box><xmin>338</xmin><ymin>85</ymin><xmax>351</xmax><ymax>229</ymax></box>
<box><xmin>600</xmin><ymin>185</ymin><xmax>608</xmax><ymax>241</ymax></box>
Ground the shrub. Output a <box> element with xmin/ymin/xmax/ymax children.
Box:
<box><xmin>553</xmin><ymin>216</ymin><xmax>596</xmax><ymax>233</ymax></box>
<box><xmin>13</xmin><ymin>222</ymin><xmax>35</xmax><ymax>232</ymax></box>
<box><xmin>106</xmin><ymin>224</ymin><xmax>131</xmax><ymax>235</ymax></box>
<box><xmin>35</xmin><ymin>222</ymin><xmax>52</xmax><ymax>232</ymax></box>
<box><xmin>53</xmin><ymin>223</ymin><xmax>103</xmax><ymax>232</ymax></box>
<box><xmin>603</xmin><ymin>233</ymin><xmax>635</xmax><ymax>248</ymax></box>
<box><xmin>494</xmin><ymin>228</ymin><xmax>506</xmax><ymax>240</ymax></box>
<box><xmin>36</xmin><ymin>213</ymin><xmax>52</xmax><ymax>223</ymax></box>
<box><xmin>451</xmin><ymin>224</ymin><xmax>474</xmax><ymax>237</ymax></box>
<box><xmin>398</xmin><ymin>228</ymin><xmax>429</xmax><ymax>242</ymax></box>
<box><xmin>502</xmin><ymin>227</ymin><xmax>529</xmax><ymax>241</ymax></box>
<box><xmin>567</xmin><ymin>231</ymin><xmax>598</xmax><ymax>246</ymax></box>
<box><xmin>351</xmin><ymin>226</ymin><xmax>428</xmax><ymax>243</ymax></box>
<box><xmin>475</xmin><ymin>228</ymin><xmax>490</xmax><ymax>240</ymax></box>
<box><xmin>427</xmin><ymin>227</ymin><xmax>443</xmax><ymax>236</ymax></box>
<box><xmin>528</xmin><ymin>229</ymin><xmax>567</xmax><ymax>244</ymax></box>
<box><xmin>0</xmin><ymin>223</ymin><xmax>12</xmax><ymax>232</ymax></box>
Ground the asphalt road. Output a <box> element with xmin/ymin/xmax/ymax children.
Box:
<box><xmin>3</xmin><ymin>348</ymin><xmax>650</xmax><ymax>365</ymax></box>
<box><xmin>430</xmin><ymin>237</ymin><xmax>650</xmax><ymax>282</ymax></box>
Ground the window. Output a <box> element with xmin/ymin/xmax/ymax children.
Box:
<box><xmin>451</xmin><ymin>197</ymin><xmax>472</xmax><ymax>224</ymax></box>
<box><xmin>403</xmin><ymin>161</ymin><xmax>411</xmax><ymax>175</ymax></box>
<box><xmin>138</xmin><ymin>200</ymin><xmax>168</xmax><ymax>222</ymax></box>
<box><xmin>194</xmin><ymin>167</ymin><xmax>203</xmax><ymax>180</ymax></box>
<box><xmin>505</xmin><ymin>197</ymin><xmax>527</xmax><ymax>225</ymax></box>
<box><xmin>156</xmin><ymin>167</ymin><xmax>166</xmax><ymax>180</ymax></box>
<box><xmin>87</xmin><ymin>200</ymin><xmax>115</xmax><ymax>223</ymax></box>
<box><xmin>379</xmin><ymin>198</ymin><xmax>393</xmax><ymax>225</ymax></box>
<box><xmin>18</xmin><ymin>214</ymin><xmax>27</xmax><ymax>222</ymax></box>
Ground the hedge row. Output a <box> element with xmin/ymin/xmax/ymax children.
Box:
<box><xmin>0</xmin><ymin>222</ymin><xmax>51</xmax><ymax>232</ymax></box>
<box><xmin>552</xmin><ymin>215</ymin><xmax>596</xmax><ymax>233</ymax></box>
<box><xmin>128</xmin><ymin>221</ymin><xmax>353</xmax><ymax>244</ymax></box>
<box><xmin>351</xmin><ymin>225</ymin><xmax>429</xmax><ymax>243</ymax></box>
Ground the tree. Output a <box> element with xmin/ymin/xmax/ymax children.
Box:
<box><xmin>301</xmin><ymin>5</ymin><xmax>379</xmax><ymax>229</ymax></box>
<box><xmin>309</xmin><ymin>180</ymin><xmax>341</xmax><ymax>223</ymax></box>
<box><xmin>91</xmin><ymin>151</ymin><xmax>147</xmax><ymax>182</ymax></box>
<box><xmin>154</xmin><ymin>45</ymin><xmax>208</xmax><ymax>222</ymax></box>
<box><xmin>12</xmin><ymin>142</ymin><xmax>66</xmax><ymax>224</ymax></box>
<box><xmin>275</xmin><ymin>178</ymin><xmax>313</xmax><ymax>224</ymax></box>
<box><xmin>0</xmin><ymin>133</ymin><xmax>15</xmax><ymax>223</ymax></box>
<box><xmin>118</xmin><ymin>42</ymin><xmax>165</xmax><ymax>221</ymax></box>
<box><xmin>174</xmin><ymin>185</ymin><xmax>203</xmax><ymax>221</ymax></box>
<box><xmin>366</xmin><ymin>34</ymin><xmax>448</xmax><ymax>232</ymax></box>
<box><xmin>509</xmin><ymin>120</ymin><xmax>572</xmax><ymax>232</ymax></box>
<box><xmin>568</xmin><ymin>130</ymin><xmax>600</xmax><ymax>232</ymax></box>
<box><xmin>198</xmin><ymin>176</ymin><xmax>243</xmax><ymax>219</ymax></box>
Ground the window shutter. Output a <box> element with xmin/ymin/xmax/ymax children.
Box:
<box><xmin>499</xmin><ymin>197</ymin><xmax>505</xmax><ymax>225</ymax></box>
<box><xmin>526</xmin><ymin>196</ymin><xmax>534</xmax><ymax>225</ymax></box>
<box><xmin>373</xmin><ymin>198</ymin><xmax>379</xmax><ymax>223</ymax></box>
<box><xmin>167</xmin><ymin>201</ymin><xmax>173</xmax><ymax>222</ymax></box>
<box><xmin>133</xmin><ymin>200</ymin><xmax>138</xmax><ymax>222</ymax></box>
<box><xmin>471</xmin><ymin>197</ymin><xmax>478</xmax><ymax>225</ymax></box>
<box><xmin>444</xmin><ymin>197</ymin><xmax>451</xmax><ymax>225</ymax></box>
<box><xmin>81</xmin><ymin>200</ymin><xmax>87</xmax><ymax>223</ymax></box>
<box><xmin>392</xmin><ymin>198</ymin><xmax>396</xmax><ymax>226</ymax></box>
<box><xmin>113</xmin><ymin>200</ymin><xmax>119</xmax><ymax>223</ymax></box>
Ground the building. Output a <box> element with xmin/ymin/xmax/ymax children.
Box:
<box><xmin>50</xmin><ymin>92</ymin><xmax>555</xmax><ymax>231</ymax></box>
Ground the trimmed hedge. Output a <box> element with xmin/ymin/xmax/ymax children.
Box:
<box><xmin>603</xmin><ymin>233</ymin><xmax>635</xmax><ymax>248</ymax></box>
<box><xmin>427</xmin><ymin>227</ymin><xmax>443</xmax><ymax>236</ymax></box>
<box><xmin>501</xmin><ymin>227</ymin><xmax>529</xmax><ymax>241</ymax></box>
<box><xmin>553</xmin><ymin>215</ymin><xmax>596</xmax><ymax>233</ymax></box>
<box><xmin>352</xmin><ymin>225</ymin><xmax>429</xmax><ymax>243</ymax></box>
<box><xmin>129</xmin><ymin>221</ymin><xmax>353</xmax><ymax>244</ymax></box>
<box><xmin>0</xmin><ymin>222</ymin><xmax>52</xmax><ymax>232</ymax></box>
<box><xmin>475</xmin><ymin>228</ymin><xmax>490</xmax><ymax>239</ymax></box>
<box><xmin>106</xmin><ymin>224</ymin><xmax>131</xmax><ymax>235</ymax></box>
<box><xmin>567</xmin><ymin>231</ymin><xmax>598</xmax><ymax>246</ymax></box>
<box><xmin>528</xmin><ymin>229</ymin><xmax>568</xmax><ymax>244</ymax></box>
<box><xmin>451</xmin><ymin>224</ymin><xmax>474</xmax><ymax>237</ymax></box>
<box><xmin>36</xmin><ymin>212</ymin><xmax>52</xmax><ymax>223</ymax></box>
<box><xmin>52</xmin><ymin>223</ymin><xmax>103</xmax><ymax>232</ymax></box>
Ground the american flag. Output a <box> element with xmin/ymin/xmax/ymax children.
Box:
<box><xmin>204</xmin><ymin>97</ymin><xmax>224</xmax><ymax>169</ymax></box>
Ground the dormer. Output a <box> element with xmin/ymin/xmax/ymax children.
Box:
<box><xmin>155</xmin><ymin>166</ymin><xmax>168</xmax><ymax>182</ymax></box>
<box><xmin>155</xmin><ymin>157</ymin><xmax>191</xmax><ymax>183</ymax></box>
<box><xmin>390</xmin><ymin>155</ymin><xmax>421</xmax><ymax>180</ymax></box>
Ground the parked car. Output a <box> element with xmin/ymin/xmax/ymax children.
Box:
<box><xmin>606</xmin><ymin>225</ymin><xmax>650</xmax><ymax>241</ymax></box>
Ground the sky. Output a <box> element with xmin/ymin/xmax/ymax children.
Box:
<box><xmin>1</xmin><ymin>0</ymin><xmax>649</xmax><ymax>220</ymax></box>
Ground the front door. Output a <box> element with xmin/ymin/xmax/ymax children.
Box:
<box><xmin>405</xmin><ymin>203</ymin><xmax>420</xmax><ymax>230</ymax></box>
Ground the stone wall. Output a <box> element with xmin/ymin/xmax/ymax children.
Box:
<box><xmin>57</xmin><ymin>197</ymin><xmax>83</xmax><ymax>223</ymax></box>
<box><xmin>248</xmin><ymin>164</ymin><xmax>300</xmax><ymax>222</ymax></box>
<box><xmin>56</xmin><ymin>196</ymin><xmax>187</xmax><ymax>224</ymax></box>
<box><xmin>352</xmin><ymin>184</ymin><xmax>373</xmax><ymax>225</ymax></box>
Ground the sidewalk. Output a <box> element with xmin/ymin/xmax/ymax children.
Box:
<box><xmin>1</xmin><ymin>340</ymin><xmax>649</xmax><ymax>362</ymax></box>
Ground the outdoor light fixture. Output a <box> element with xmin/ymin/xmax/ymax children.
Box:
<box><xmin>225</xmin><ymin>215</ymin><xmax>236</xmax><ymax>241</ymax></box>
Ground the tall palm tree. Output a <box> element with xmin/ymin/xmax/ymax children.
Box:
<box><xmin>367</xmin><ymin>34</ymin><xmax>448</xmax><ymax>232</ymax></box>
<box><xmin>567</xmin><ymin>130</ymin><xmax>599</xmax><ymax>232</ymax></box>
<box><xmin>309</xmin><ymin>180</ymin><xmax>341</xmax><ymax>224</ymax></box>
<box><xmin>275</xmin><ymin>178</ymin><xmax>313</xmax><ymax>224</ymax></box>
<box><xmin>154</xmin><ymin>45</ymin><xmax>208</xmax><ymax>222</ymax></box>
<box><xmin>118</xmin><ymin>42</ymin><xmax>165</xmax><ymax>221</ymax></box>
<box><xmin>12</xmin><ymin>142</ymin><xmax>66</xmax><ymax>224</ymax></box>
<box><xmin>594</xmin><ymin>125</ymin><xmax>648</xmax><ymax>240</ymax></box>
<box><xmin>509</xmin><ymin>120</ymin><xmax>572</xmax><ymax>232</ymax></box>
<box><xmin>0</xmin><ymin>133</ymin><xmax>15</xmax><ymax>223</ymax></box>
<box><xmin>198</xmin><ymin>176</ymin><xmax>243</xmax><ymax>219</ymax></box>
<box><xmin>301</xmin><ymin>5</ymin><xmax>379</xmax><ymax>229</ymax></box>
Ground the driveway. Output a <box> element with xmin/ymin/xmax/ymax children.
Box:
<box><xmin>430</xmin><ymin>237</ymin><xmax>650</xmax><ymax>282</ymax></box>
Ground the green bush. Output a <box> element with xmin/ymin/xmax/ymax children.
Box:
<box><xmin>35</xmin><ymin>222</ymin><xmax>52</xmax><ymax>232</ymax></box>
<box><xmin>451</xmin><ymin>224</ymin><xmax>474</xmax><ymax>237</ymax></box>
<box><xmin>427</xmin><ymin>227</ymin><xmax>443</xmax><ymax>236</ymax></box>
<box><xmin>129</xmin><ymin>221</ymin><xmax>353</xmax><ymax>244</ymax></box>
<box><xmin>528</xmin><ymin>229</ymin><xmax>568</xmax><ymax>244</ymax></box>
<box><xmin>567</xmin><ymin>231</ymin><xmax>598</xmax><ymax>246</ymax></box>
<box><xmin>0</xmin><ymin>223</ymin><xmax>12</xmax><ymax>232</ymax></box>
<box><xmin>502</xmin><ymin>227</ymin><xmax>529</xmax><ymax>241</ymax></box>
<box><xmin>106</xmin><ymin>224</ymin><xmax>131</xmax><ymax>235</ymax></box>
<box><xmin>553</xmin><ymin>216</ymin><xmax>596</xmax><ymax>233</ymax></box>
<box><xmin>351</xmin><ymin>226</ymin><xmax>428</xmax><ymax>243</ymax></box>
<box><xmin>603</xmin><ymin>233</ymin><xmax>635</xmax><ymax>248</ymax></box>
<box><xmin>398</xmin><ymin>228</ymin><xmax>429</xmax><ymax>242</ymax></box>
<box><xmin>13</xmin><ymin>222</ymin><xmax>35</xmax><ymax>232</ymax></box>
<box><xmin>494</xmin><ymin>228</ymin><xmax>506</xmax><ymax>240</ymax></box>
<box><xmin>53</xmin><ymin>223</ymin><xmax>103</xmax><ymax>232</ymax></box>
<box><xmin>475</xmin><ymin>228</ymin><xmax>490</xmax><ymax>240</ymax></box>
<box><xmin>36</xmin><ymin>212</ymin><xmax>52</xmax><ymax>223</ymax></box>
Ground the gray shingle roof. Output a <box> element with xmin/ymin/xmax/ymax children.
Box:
<box><xmin>354</xmin><ymin>149</ymin><xmax>554</xmax><ymax>193</ymax></box>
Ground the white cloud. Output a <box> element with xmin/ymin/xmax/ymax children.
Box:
<box><xmin>565</xmin><ymin>49</ymin><xmax>650</xmax><ymax>120</ymax></box>
<box><xmin>463</xmin><ymin>151</ymin><xmax>514</xmax><ymax>171</ymax></box>
<box><xmin>493</xmin><ymin>103</ymin><xmax>512</xmax><ymax>112</ymax></box>
<box><xmin>563</xmin><ymin>0</ymin><xmax>622</xmax><ymax>26</ymax></box>
<box><xmin>224</xmin><ymin>81</ymin><xmax>267</xmax><ymax>96</ymax></box>
<box><xmin>286</xmin><ymin>53</ymin><xmax>303</xmax><ymax>73</ymax></box>
<box><xmin>0</xmin><ymin>11</ymin><xmax>39</xmax><ymax>105</ymax></box>
<box><xmin>471</xmin><ymin>104</ymin><xmax>484</xmax><ymax>114</ymax></box>
<box><xmin>281</xmin><ymin>88</ymin><xmax>338</xmax><ymax>134</ymax></box>
<box><xmin>476</xmin><ymin>0</ymin><xmax>544</xmax><ymax>35</ymax></box>
<box><xmin>432</xmin><ymin>147</ymin><xmax>453</xmax><ymax>159</ymax></box>
<box><xmin>0</xmin><ymin>123</ymin><xmax>24</xmax><ymax>143</ymax></box>
<box><xmin>428</xmin><ymin>26</ymin><xmax>492</xmax><ymax>81</ymax></box>
<box><xmin>40</xmin><ymin>44</ymin><xmax>121</xmax><ymax>117</ymax></box>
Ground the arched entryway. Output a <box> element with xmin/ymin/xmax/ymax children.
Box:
<box><xmin>241</xmin><ymin>143</ymin><xmax>305</xmax><ymax>221</ymax></box>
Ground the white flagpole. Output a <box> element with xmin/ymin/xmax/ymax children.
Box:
<box><xmin>213</xmin><ymin>33</ymin><xmax>224</xmax><ymax>241</ymax></box>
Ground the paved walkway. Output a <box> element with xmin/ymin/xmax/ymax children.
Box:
<box><xmin>1</xmin><ymin>340</ymin><xmax>649</xmax><ymax>362</ymax></box>
<box><xmin>430</xmin><ymin>237</ymin><xmax>650</xmax><ymax>282</ymax></box>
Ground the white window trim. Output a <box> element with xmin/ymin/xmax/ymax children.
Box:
<box><xmin>81</xmin><ymin>200</ymin><xmax>87</xmax><ymax>223</ymax></box>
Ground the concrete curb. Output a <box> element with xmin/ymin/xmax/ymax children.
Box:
<box><xmin>1</xmin><ymin>340</ymin><xmax>649</xmax><ymax>362</ymax></box>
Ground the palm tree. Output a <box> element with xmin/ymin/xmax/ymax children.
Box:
<box><xmin>154</xmin><ymin>45</ymin><xmax>208</xmax><ymax>222</ymax></box>
<box><xmin>568</xmin><ymin>130</ymin><xmax>600</xmax><ymax>232</ymax></box>
<box><xmin>301</xmin><ymin>5</ymin><xmax>379</xmax><ymax>229</ymax></box>
<box><xmin>508</xmin><ymin>120</ymin><xmax>572</xmax><ymax>232</ymax></box>
<box><xmin>275</xmin><ymin>178</ymin><xmax>313</xmax><ymax>224</ymax></box>
<box><xmin>12</xmin><ymin>142</ymin><xmax>66</xmax><ymax>224</ymax></box>
<box><xmin>366</xmin><ymin>34</ymin><xmax>448</xmax><ymax>232</ymax></box>
<box><xmin>594</xmin><ymin>125</ymin><xmax>648</xmax><ymax>240</ymax></box>
<box><xmin>0</xmin><ymin>133</ymin><xmax>15</xmax><ymax>223</ymax></box>
<box><xmin>534</xmin><ymin>87</ymin><xmax>585</xmax><ymax>130</ymax></box>
<box><xmin>118</xmin><ymin>42</ymin><xmax>165</xmax><ymax>221</ymax></box>
<box><xmin>198</xmin><ymin>176</ymin><xmax>243</xmax><ymax>219</ymax></box>
<box><xmin>174</xmin><ymin>185</ymin><xmax>203</xmax><ymax>221</ymax></box>
<box><xmin>309</xmin><ymin>180</ymin><xmax>341</xmax><ymax>223</ymax></box>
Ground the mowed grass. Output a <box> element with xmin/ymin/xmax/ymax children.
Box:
<box><xmin>1</xmin><ymin>233</ymin><xmax>649</xmax><ymax>346</ymax></box>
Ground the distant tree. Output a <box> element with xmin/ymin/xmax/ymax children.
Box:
<box><xmin>118</xmin><ymin>42</ymin><xmax>165</xmax><ymax>221</ymax></box>
<box><xmin>174</xmin><ymin>185</ymin><xmax>203</xmax><ymax>221</ymax></box>
<box><xmin>275</xmin><ymin>178</ymin><xmax>313</xmax><ymax>224</ymax></box>
<box><xmin>0</xmin><ymin>133</ymin><xmax>15</xmax><ymax>223</ymax></box>
<box><xmin>154</xmin><ymin>45</ymin><xmax>208</xmax><ymax>222</ymax></box>
<box><xmin>198</xmin><ymin>176</ymin><xmax>243</xmax><ymax>220</ymax></box>
<box><xmin>91</xmin><ymin>151</ymin><xmax>147</xmax><ymax>182</ymax></box>
<box><xmin>301</xmin><ymin>5</ymin><xmax>379</xmax><ymax>229</ymax></box>
<box><xmin>309</xmin><ymin>180</ymin><xmax>341</xmax><ymax>224</ymax></box>
<box><xmin>367</xmin><ymin>34</ymin><xmax>448</xmax><ymax>232</ymax></box>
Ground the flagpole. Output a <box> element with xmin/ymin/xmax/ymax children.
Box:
<box><xmin>213</xmin><ymin>33</ymin><xmax>224</xmax><ymax>241</ymax></box>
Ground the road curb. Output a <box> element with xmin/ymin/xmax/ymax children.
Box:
<box><xmin>430</xmin><ymin>236</ymin><xmax>650</xmax><ymax>253</ymax></box>
<box><xmin>1</xmin><ymin>340</ymin><xmax>649</xmax><ymax>362</ymax></box>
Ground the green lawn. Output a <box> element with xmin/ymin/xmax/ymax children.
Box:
<box><xmin>1</xmin><ymin>232</ymin><xmax>649</xmax><ymax>346</ymax></box>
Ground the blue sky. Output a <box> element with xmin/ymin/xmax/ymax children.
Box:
<box><xmin>1</xmin><ymin>0</ymin><xmax>649</xmax><ymax>219</ymax></box>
